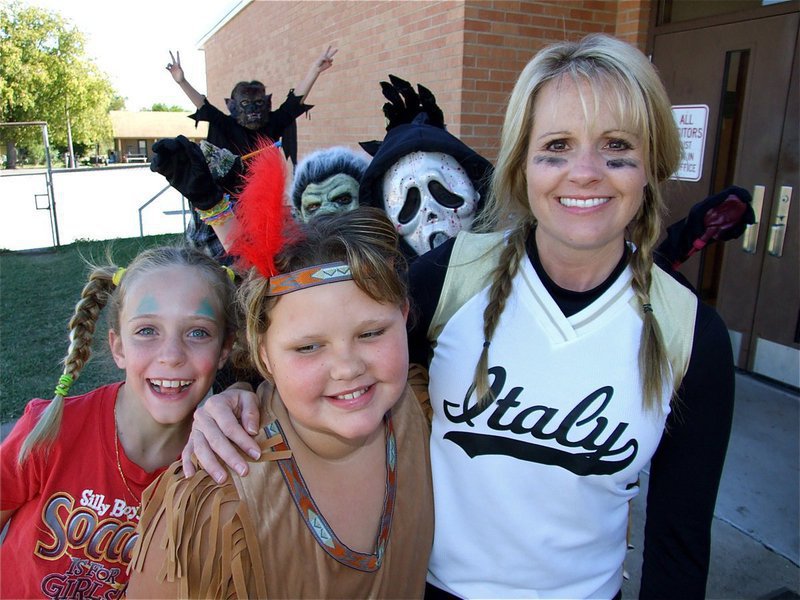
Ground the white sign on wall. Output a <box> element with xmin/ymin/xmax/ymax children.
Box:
<box><xmin>671</xmin><ymin>104</ymin><xmax>709</xmax><ymax>182</ymax></box>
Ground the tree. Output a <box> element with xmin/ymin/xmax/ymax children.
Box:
<box><xmin>109</xmin><ymin>94</ymin><xmax>125</xmax><ymax>111</ymax></box>
<box><xmin>0</xmin><ymin>1</ymin><xmax>118</xmax><ymax>168</ymax></box>
<box><xmin>149</xmin><ymin>103</ymin><xmax>189</xmax><ymax>112</ymax></box>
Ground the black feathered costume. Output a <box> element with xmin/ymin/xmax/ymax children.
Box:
<box><xmin>359</xmin><ymin>76</ymin><xmax>493</xmax><ymax>260</ymax></box>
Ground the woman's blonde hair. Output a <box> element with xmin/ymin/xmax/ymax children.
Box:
<box><xmin>239</xmin><ymin>207</ymin><xmax>408</xmax><ymax>381</ymax></box>
<box><xmin>475</xmin><ymin>34</ymin><xmax>682</xmax><ymax>411</ymax></box>
<box><xmin>18</xmin><ymin>245</ymin><xmax>238</xmax><ymax>464</ymax></box>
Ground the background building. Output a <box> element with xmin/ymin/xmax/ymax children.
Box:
<box><xmin>109</xmin><ymin>111</ymin><xmax>208</xmax><ymax>162</ymax></box>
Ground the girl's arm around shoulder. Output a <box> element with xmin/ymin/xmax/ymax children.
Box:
<box><xmin>640</xmin><ymin>302</ymin><xmax>735</xmax><ymax>598</ymax></box>
<box><xmin>127</xmin><ymin>462</ymin><xmax>259</xmax><ymax>598</ymax></box>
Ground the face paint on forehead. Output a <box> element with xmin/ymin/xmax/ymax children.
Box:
<box><xmin>196</xmin><ymin>297</ymin><xmax>219</xmax><ymax>320</ymax></box>
<box><xmin>381</xmin><ymin>151</ymin><xmax>480</xmax><ymax>256</ymax></box>
<box><xmin>134</xmin><ymin>294</ymin><xmax>159</xmax><ymax>316</ymax></box>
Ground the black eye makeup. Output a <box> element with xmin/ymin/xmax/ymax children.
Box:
<box><xmin>533</xmin><ymin>155</ymin><xmax>567</xmax><ymax>166</ymax></box>
<box><xmin>606</xmin><ymin>158</ymin><xmax>639</xmax><ymax>169</ymax></box>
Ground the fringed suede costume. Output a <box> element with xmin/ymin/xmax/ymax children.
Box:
<box><xmin>131</xmin><ymin>381</ymin><xmax>433</xmax><ymax>598</ymax></box>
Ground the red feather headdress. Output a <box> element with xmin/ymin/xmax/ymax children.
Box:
<box><xmin>228</xmin><ymin>138</ymin><xmax>298</xmax><ymax>277</ymax></box>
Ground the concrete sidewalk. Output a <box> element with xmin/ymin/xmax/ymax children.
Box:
<box><xmin>623</xmin><ymin>372</ymin><xmax>800</xmax><ymax>599</ymax></box>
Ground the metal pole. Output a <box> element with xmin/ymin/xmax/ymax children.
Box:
<box><xmin>41</xmin><ymin>123</ymin><xmax>60</xmax><ymax>247</ymax></box>
<box><xmin>137</xmin><ymin>184</ymin><xmax>174</xmax><ymax>237</ymax></box>
<box><xmin>65</xmin><ymin>107</ymin><xmax>76</xmax><ymax>169</ymax></box>
<box><xmin>182</xmin><ymin>195</ymin><xmax>188</xmax><ymax>231</ymax></box>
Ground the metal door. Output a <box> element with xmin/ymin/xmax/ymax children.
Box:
<box><xmin>652</xmin><ymin>10</ymin><xmax>799</xmax><ymax>386</ymax></box>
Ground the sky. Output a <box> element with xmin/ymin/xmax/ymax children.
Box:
<box><xmin>24</xmin><ymin>0</ymin><xmax>243</xmax><ymax>111</ymax></box>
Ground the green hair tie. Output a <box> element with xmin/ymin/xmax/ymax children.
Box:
<box><xmin>53</xmin><ymin>374</ymin><xmax>74</xmax><ymax>398</ymax></box>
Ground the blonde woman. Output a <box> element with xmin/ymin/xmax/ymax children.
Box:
<box><xmin>410</xmin><ymin>33</ymin><xmax>733</xmax><ymax>599</ymax></box>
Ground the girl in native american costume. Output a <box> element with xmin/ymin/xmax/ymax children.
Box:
<box><xmin>127</xmin><ymin>145</ymin><xmax>433</xmax><ymax>598</ymax></box>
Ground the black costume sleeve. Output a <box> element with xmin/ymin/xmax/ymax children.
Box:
<box><xmin>407</xmin><ymin>239</ymin><xmax>454</xmax><ymax>366</ymax></box>
<box><xmin>268</xmin><ymin>91</ymin><xmax>313</xmax><ymax>139</ymax></box>
<box><xmin>267</xmin><ymin>91</ymin><xmax>314</xmax><ymax>166</ymax></box>
<box><xmin>639</xmin><ymin>303</ymin><xmax>735</xmax><ymax>599</ymax></box>
<box><xmin>655</xmin><ymin>186</ymin><xmax>753</xmax><ymax>269</ymax></box>
<box><xmin>189</xmin><ymin>99</ymin><xmax>228</xmax><ymax>128</ymax></box>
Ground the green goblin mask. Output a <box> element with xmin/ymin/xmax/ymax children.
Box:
<box><xmin>299</xmin><ymin>173</ymin><xmax>360</xmax><ymax>221</ymax></box>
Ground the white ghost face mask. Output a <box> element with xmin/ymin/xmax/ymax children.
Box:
<box><xmin>381</xmin><ymin>151</ymin><xmax>480</xmax><ymax>255</ymax></box>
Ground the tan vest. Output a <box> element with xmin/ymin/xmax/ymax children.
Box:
<box><xmin>132</xmin><ymin>383</ymin><xmax>433</xmax><ymax>599</ymax></box>
<box><xmin>430</xmin><ymin>231</ymin><xmax>697</xmax><ymax>388</ymax></box>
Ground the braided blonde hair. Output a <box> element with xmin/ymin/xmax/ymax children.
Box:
<box><xmin>18</xmin><ymin>246</ymin><xmax>238</xmax><ymax>464</ymax></box>
<box><xmin>475</xmin><ymin>34</ymin><xmax>681</xmax><ymax>411</ymax></box>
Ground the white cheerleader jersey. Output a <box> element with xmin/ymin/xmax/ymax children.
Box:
<box><xmin>426</xmin><ymin>231</ymin><xmax>696</xmax><ymax>599</ymax></box>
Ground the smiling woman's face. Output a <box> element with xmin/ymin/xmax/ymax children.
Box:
<box><xmin>525</xmin><ymin>75</ymin><xmax>647</xmax><ymax>262</ymax></box>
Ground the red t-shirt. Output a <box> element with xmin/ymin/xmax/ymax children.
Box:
<box><xmin>0</xmin><ymin>383</ymin><xmax>167</xmax><ymax>599</ymax></box>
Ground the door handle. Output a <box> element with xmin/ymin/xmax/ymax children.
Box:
<box><xmin>742</xmin><ymin>185</ymin><xmax>765</xmax><ymax>253</ymax></box>
<box><xmin>767</xmin><ymin>186</ymin><xmax>792</xmax><ymax>257</ymax></box>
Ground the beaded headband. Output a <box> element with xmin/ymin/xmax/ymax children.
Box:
<box><xmin>267</xmin><ymin>261</ymin><xmax>352</xmax><ymax>297</ymax></box>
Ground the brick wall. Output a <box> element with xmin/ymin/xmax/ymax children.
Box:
<box><xmin>204</xmin><ymin>0</ymin><xmax>653</xmax><ymax>166</ymax></box>
<box><xmin>204</xmin><ymin>1</ymin><xmax>471</xmax><ymax>162</ymax></box>
<box><xmin>615</xmin><ymin>0</ymin><xmax>653</xmax><ymax>49</ymax></box>
<box><xmin>460</xmin><ymin>0</ymin><xmax>618</xmax><ymax>162</ymax></box>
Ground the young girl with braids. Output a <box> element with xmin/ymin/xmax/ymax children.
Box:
<box><xmin>0</xmin><ymin>246</ymin><xmax>236</xmax><ymax>598</ymax></box>
<box><xmin>126</xmin><ymin>205</ymin><xmax>433</xmax><ymax>598</ymax></box>
<box><xmin>184</xmin><ymin>34</ymin><xmax>736</xmax><ymax>600</ymax></box>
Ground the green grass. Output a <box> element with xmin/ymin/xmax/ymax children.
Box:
<box><xmin>0</xmin><ymin>234</ymin><xmax>183</xmax><ymax>423</ymax></box>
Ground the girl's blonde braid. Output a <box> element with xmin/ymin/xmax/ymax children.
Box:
<box><xmin>18</xmin><ymin>267</ymin><xmax>117</xmax><ymax>464</ymax></box>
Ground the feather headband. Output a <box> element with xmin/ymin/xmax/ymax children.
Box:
<box><xmin>228</xmin><ymin>138</ymin><xmax>298</xmax><ymax>277</ymax></box>
<box><xmin>228</xmin><ymin>139</ymin><xmax>356</xmax><ymax>296</ymax></box>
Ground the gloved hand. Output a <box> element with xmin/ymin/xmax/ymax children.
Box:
<box><xmin>659</xmin><ymin>185</ymin><xmax>755</xmax><ymax>268</ymax></box>
<box><xmin>150</xmin><ymin>135</ymin><xmax>224</xmax><ymax>211</ymax></box>
<box><xmin>381</xmin><ymin>74</ymin><xmax>445</xmax><ymax>131</ymax></box>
